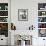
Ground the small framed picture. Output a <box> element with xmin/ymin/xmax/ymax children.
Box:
<box><xmin>5</xmin><ymin>6</ymin><xmax>8</xmax><ymax>10</ymax></box>
<box><xmin>38</xmin><ymin>29</ymin><xmax>46</xmax><ymax>37</ymax></box>
<box><xmin>18</xmin><ymin>9</ymin><xmax>28</xmax><ymax>21</ymax></box>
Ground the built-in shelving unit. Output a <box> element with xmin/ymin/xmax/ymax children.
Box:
<box><xmin>0</xmin><ymin>3</ymin><xmax>8</xmax><ymax>37</ymax></box>
<box><xmin>38</xmin><ymin>3</ymin><xmax>46</xmax><ymax>37</ymax></box>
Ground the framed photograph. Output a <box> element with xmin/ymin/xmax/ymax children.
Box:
<box><xmin>18</xmin><ymin>9</ymin><xmax>28</xmax><ymax>21</ymax></box>
<box><xmin>38</xmin><ymin>29</ymin><xmax>46</xmax><ymax>37</ymax></box>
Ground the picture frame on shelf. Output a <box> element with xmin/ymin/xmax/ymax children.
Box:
<box><xmin>0</xmin><ymin>17</ymin><xmax>8</xmax><ymax>22</ymax></box>
<box><xmin>5</xmin><ymin>6</ymin><xmax>8</xmax><ymax>10</ymax></box>
<box><xmin>18</xmin><ymin>9</ymin><xmax>28</xmax><ymax>21</ymax></box>
<box><xmin>38</xmin><ymin>3</ymin><xmax>46</xmax><ymax>10</ymax></box>
<box><xmin>38</xmin><ymin>29</ymin><xmax>46</xmax><ymax>37</ymax></box>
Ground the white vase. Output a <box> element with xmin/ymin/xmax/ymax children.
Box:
<box><xmin>21</xmin><ymin>40</ymin><xmax>25</xmax><ymax>46</ymax></box>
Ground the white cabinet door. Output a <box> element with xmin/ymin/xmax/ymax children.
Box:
<box><xmin>0</xmin><ymin>36</ymin><xmax>8</xmax><ymax>45</ymax></box>
<box><xmin>38</xmin><ymin>37</ymin><xmax>46</xmax><ymax>46</ymax></box>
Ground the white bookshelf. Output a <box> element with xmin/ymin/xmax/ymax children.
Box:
<box><xmin>0</xmin><ymin>3</ymin><xmax>8</xmax><ymax>38</ymax></box>
<box><xmin>38</xmin><ymin>3</ymin><xmax>46</xmax><ymax>37</ymax></box>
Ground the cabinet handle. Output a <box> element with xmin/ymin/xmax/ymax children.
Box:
<box><xmin>43</xmin><ymin>39</ymin><xmax>45</xmax><ymax>40</ymax></box>
<box><xmin>1</xmin><ymin>39</ymin><xmax>3</xmax><ymax>40</ymax></box>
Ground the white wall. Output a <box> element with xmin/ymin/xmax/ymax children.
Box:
<box><xmin>11</xmin><ymin>0</ymin><xmax>38</xmax><ymax>30</ymax></box>
<box><xmin>11</xmin><ymin>0</ymin><xmax>46</xmax><ymax>30</ymax></box>
<box><xmin>11</xmin><ymin>0</ymin><xmax>46</xmax><ymax>46</ymax></box>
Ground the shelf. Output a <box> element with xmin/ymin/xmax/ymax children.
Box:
<box><xmin>38</xmin><ymin>10</ymin><xmax>46</xmax><ymax>11</ymax></box>
<box><xmin>0</xmin><ymin>22</ymin><xmax>8</xmax><ymax>23</ymax></box>
<box><xmin>38</xmin><ymin>22</ymin><xmax>46</xmax><ymax>23</ymax></box>
<box><xmin>0</xmin><ymin>10</ymin><xmax>8</xmax><ymax>11</ymax></box>
<box><xmin>38</xmin><ymin>15</ymin><xmax>46</xmax><ymax>17</ymax></box>
<box><xmin>0</xmin><ymin>16</ymin><xmax>8</xmax><ymax>17</ymax></box>
<box><xmin>38</xmin><ymin>28</ymin><xmax>46</xmax><ymax>29</ymax></box>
